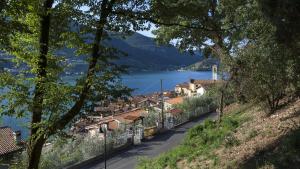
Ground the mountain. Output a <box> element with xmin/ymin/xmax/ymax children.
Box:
<box><xmin>1</xmin><ymin>32</ymin><xmax>204</xmax><ymax>73</ymax></box>
<box><xmin>183</xmin><ymin>57</ymin><xmax>219</xmax><ymax>71</ymax></box>
<box><xmin>103</xmin><ymin>32</ymin><xmax>203</xmax><ymax>71</ymax></box>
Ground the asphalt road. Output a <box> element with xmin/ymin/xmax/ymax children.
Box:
<box><xmin>84</xmin><ymin>112</ymin><xmax>217</xmax><ymax>169</ymax></box>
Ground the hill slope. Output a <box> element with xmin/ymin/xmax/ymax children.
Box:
<box><xmin>1</xmin><ymin>33</ymin><xmax>204</xmax><ymax>73</ymax></box>
<box><xmin>184</xmin><ymin>57</ymin><xmax>219</xmax><ymax>71</ymax></box>
<box><xmin>106</xmin><ymin>32</ymin><xmax>203</xmax><ymax>71</ymax></box>
<box><xmin>137</xmin><ymin>100</ymin><xmax>300</xmax><ymax>169</ymax></box>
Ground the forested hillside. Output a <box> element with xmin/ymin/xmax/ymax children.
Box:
<box><xmin>1</xmin><ymin>32</ymin><xmax>204</xmax><ymax>73</ymax></box>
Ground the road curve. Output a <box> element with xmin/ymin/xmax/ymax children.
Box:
<box><xmin>83</xmin><ymin>112</ymin><xmax>217</xmax><ymax>169</ymax></box>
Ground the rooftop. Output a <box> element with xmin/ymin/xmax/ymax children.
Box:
<box><xmin>0</xmin><ymin>127</ymin><xmax>22</xmax><ymax>156</ymax></box>
<box><xmin>165</xmin><ymin>97</ymin><xmax>184</xmax><ymax>105</ymax></box>
<box><xmin>192</xmin><ymin>80</ymin><xmax>222</xmax><ymax>88</ymax></box>
<box><xmin>176</xmin><ymin>82</ymin><xmax>189</xmax><ymax>88</ymax></box>
<box><xmin>115</xmin><ymin>108</ymin><xmax>147</xmax><ymax>124</ymax></box>
<box><xmin>168</xmin><ymin>108</ymin><xmax>184</xmax><ymax>116</ymax></box>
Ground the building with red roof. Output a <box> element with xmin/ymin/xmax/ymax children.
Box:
<box><xmin>0</xmin><ymin>127</ymin><xmax>23</xmax><ymax>156</ymax></box>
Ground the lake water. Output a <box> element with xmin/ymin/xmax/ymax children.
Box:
<box><xmin>1</xmin><ymin>70</ymin><xmax>213</xmax><ymax>139</ymax></box>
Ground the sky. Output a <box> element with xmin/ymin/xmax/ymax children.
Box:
<box><xmin>137</xmin><ymin>29</ymin><xmax>155</xmax><ymax>38</ymax></box>
<box><xmin>136</xmin><ymin>23</ymin><xmax>157</xmax><ymax>38</ymax></box>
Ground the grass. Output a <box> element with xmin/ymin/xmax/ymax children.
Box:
<box><xmin>136</xmin><ymin>104</ymin><xmax>251</xmax><ymax>169</ymax></box>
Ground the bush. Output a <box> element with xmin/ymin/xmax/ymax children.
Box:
<box><xmin>143</xmin><ymin>108</ymin><xmax>160</xmax><ymax>127</ymax></box>
<box><xmin>224</xmin><ymin>132</ymin><xmax>240</xmax><ymax>148</ymax></box>
<box><xmin>176</xmin><ymin>94</ymin><xmax>217</xmax><ymax>120</ymax></box>
<box><xmin>11</xmin><ymin>134</ymin><xmax>111</xmax><ymax>169</ymax></box>
<box><xmin>39</xmin><ymin>135</ymin><xmax>105</xmax><ymax>169</ymax></box>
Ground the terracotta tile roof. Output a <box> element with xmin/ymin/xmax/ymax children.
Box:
<box><xmin>124</xmin><ymin>115</ymin><xmax>143</xmax><ymax>121</ymax></box>
<box><xmin>114</xmin><ymin>109</ymin><xmax>146</xmax><ymax>124</ymax></box>
<box><xmin>193</xmin><ymin>80</ymin><xmax>222</xmax><ymax>88</ymax></box>
<box><xmin>108</xmin><ymin>120</ymin><xmax>119</xmax><ymax>130</ymax></box>
<box><xmin>0</xmin><ymin>127</ymin><xmax>21</xmax><ymax>156</ymax></box>
<box><xmin>165</xmin><ymin>97</ymin><xmax>184</xmax><ymax>105</ymax></box>
<box><xmin>176</xmin><ymin>82</ymin><xmax>189</xmax><ymax>88</ymax></box>
<box><xmin>168</xmin><ymin>108</ymin><xmax>183</xmax><ymax>116</ymax></box>
<box><xmin>131</xmin><ymin>95</ymin><xmax>147</xmax><ymax>104</ymax></box>
<box><xmin>77</xmin><ymin>109</ymin><xmax>147</xmax><ymax>131</ymax></box>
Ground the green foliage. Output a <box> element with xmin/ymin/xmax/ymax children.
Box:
<box><xmin>233</xmin><ymin>30</ymin><xmax>294</xmax><ymax>113</ymax></box>
<box><xmin>0</xmin><ymin>0</ymin><xmax>152</xmax><ymax>168</ymax></box>
<box><xmin>151</xmin><ymin>0</ymin><xmax>299</xmax><ymax>114</ymax></box>
<box><xmin>143</xmin><ymin>108</ymin><xmax>159</xmax><ymax>127</ymax></box>
<box><xmin>137</xmin><ymin>105</ymin><xmax>249</xmax><ymax>169</ymax></box>
<box><xmin>224</xmin><ymin>132</ymin><xmax>240</xmax><ymax>148</ymax></box>
<box><xmin>11</xmin><ymin>135</ymin><xmax>109</xmax><ymax>169</ymax></box>
<box><xmin>259</xmin><ymin>0</ymin><xmax>300</xmax><ymax>47</ymax></box>
<box><xmin>177</xmin><ymin>94</ymin><xmax>217</xmax><ymax>114</ymax></box>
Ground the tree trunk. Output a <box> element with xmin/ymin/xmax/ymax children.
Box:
<box><xmin>49</xmin><ymin>0</ymin><xmax>116</xmax><ymax>134</ymax></box>
<box><xmin>27</xmin><ymin>137</ymin><xmax>46</xmax><ymax>169</ymax></box>
<box><xmin>28</xmin><ymin>0</ymin><xmax>54</xmax><ymax>168</ymax></box>
<box><xmin>218</xmin><ymin>88</ymin><xmax>225</xmax><ymax>124</ymax></box>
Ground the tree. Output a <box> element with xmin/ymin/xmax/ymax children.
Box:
<box><xmin>0</xmin><ymin>0</ymin><xmax>150</xmax><ymax>168</ymax></box>
<box><xmin>0</xmin><ymin>0</ymin><xmax>30</xmax><ymax>49</ymax></box>
<box><xmin>258</xmin><ymin>0</ymin><xmax>300</xmax><ymax>97</ymax></box>
<box><xmin>148</xmin><ymin>0</ymin><xmax>299</xmax><ymax>115</ymax></box>
<box><xmin>147</xmin><ymin>0</ymin><xmax>245</xmax><ymax>122</ymax></box>
<box><xmin>224</xmin><ymin>0</ymin><xmax>299</xmax><ymax>113</ymax></box>
<box><xmin>229</xmin><ymin>6</ymin><xmax>297</xmax><ymax>113</ymax></box>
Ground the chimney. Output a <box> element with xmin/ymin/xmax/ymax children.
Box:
<box><xmin>14</xmin><ymin>130</ymin><xmax>22</xmax><ymax>145</ymax></box>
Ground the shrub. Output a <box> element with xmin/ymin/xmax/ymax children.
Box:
<box><xmin>224</xmin><ymin>132</ymin><xmax>240</xmax><ymax>148</ymax></box>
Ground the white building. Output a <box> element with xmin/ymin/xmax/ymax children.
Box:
<box><xmin>175</xmin><ymin>79</ymin><xmax>217</xmax><ymax>97</ymax></box>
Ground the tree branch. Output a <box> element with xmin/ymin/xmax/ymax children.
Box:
<box><xmin>49</xmin><ymin>0</ymin><xmax>116</xmax><ymax>135</ymax></box>
<box><xmin>111</xmin><ymin>9</ymin><xmax>219</xmax><ymax>32</ymax></box>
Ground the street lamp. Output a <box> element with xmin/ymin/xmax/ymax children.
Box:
<box><xmin>100</xmin><ymin>122</ymin><xmax>108</xmax><ymax>169</ymax></box>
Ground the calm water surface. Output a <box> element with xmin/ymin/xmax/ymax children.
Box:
<box><xmin>1</xmin><ymin>71</ymin><xmax>212</xmax><ymax>138</ymax></box>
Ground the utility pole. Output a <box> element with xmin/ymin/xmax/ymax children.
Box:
<box><xmin>104</xmin><ymin>128</ymin><xmax>107</xmax><ymax>169</ymax></box>
<box><xmin>160</xmin><ymin>79</ymin><xmax>164</xmax><ymax>129</ymax></box>
<box><xmin>100</xmin><ymin>123</ymin><xmax>107</xmax><ymax>169</ymax></box>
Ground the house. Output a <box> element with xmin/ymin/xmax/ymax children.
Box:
<box><xmin>175</xmin><ymin>83</ymin><xmax>189</xmax><ymax>95</ymax></box>
<box><xmin>175</xmin><ymin>79</ymin><xmax>219</xmax><ymax>97</ymax></box>
<box><xmin>130</xmin><ymin>96</ymin><xmax>150</xmax><ymax>109</ymax></box>
<box><xmin>114</xmin><ymin>108</ymin><xmax>147</xmax><ymax>127</ymax></box>
<box><xmin>72</xmin><ymin>108</ymin><xmax>147</xmax><ymax>143</ymax></box>
<box><xmin>0</xmin><ymin>127</ymin><xmax>23</xmax><ymax>157</ymax></box>
<box><xmin>164</xmin><ymin>96</ymin><xmax>184</xmax><ymax>110</ymax></box>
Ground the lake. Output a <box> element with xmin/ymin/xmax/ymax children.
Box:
<box><xmin>1</xmin><ymin>70</ymin><xmax>213</xmax><ymax>139</ymax></box>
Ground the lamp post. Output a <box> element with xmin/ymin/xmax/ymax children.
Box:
<box><xmin>100</xmin><ymin>123</ymin><xmax>108</xmax><ymax>169</ymax></box>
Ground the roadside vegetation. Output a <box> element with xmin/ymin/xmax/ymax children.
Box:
<box><xmin>137</xmin><ymin>100</ymin><xmax>300</xmax><ymax>169</ymax></box>
<box><xmin>137</xmin><ymin>104</ymin><xmax>252</xmax><ymax>169</ymax></box>
<box><xmin>11</xmin><ymin>133</ymin><xmax>123</xmax><ymax>169</ymax></box>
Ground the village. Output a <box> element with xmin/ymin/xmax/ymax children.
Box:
<box><xmin>0</xmin><ymin>69</ymin><xmax>220</xmax><ymax>165</ymax></box>
<box><xmin>71</xmin><ymin>78</ymin><xmax>219</xmax><ymax>145</ymax></box>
